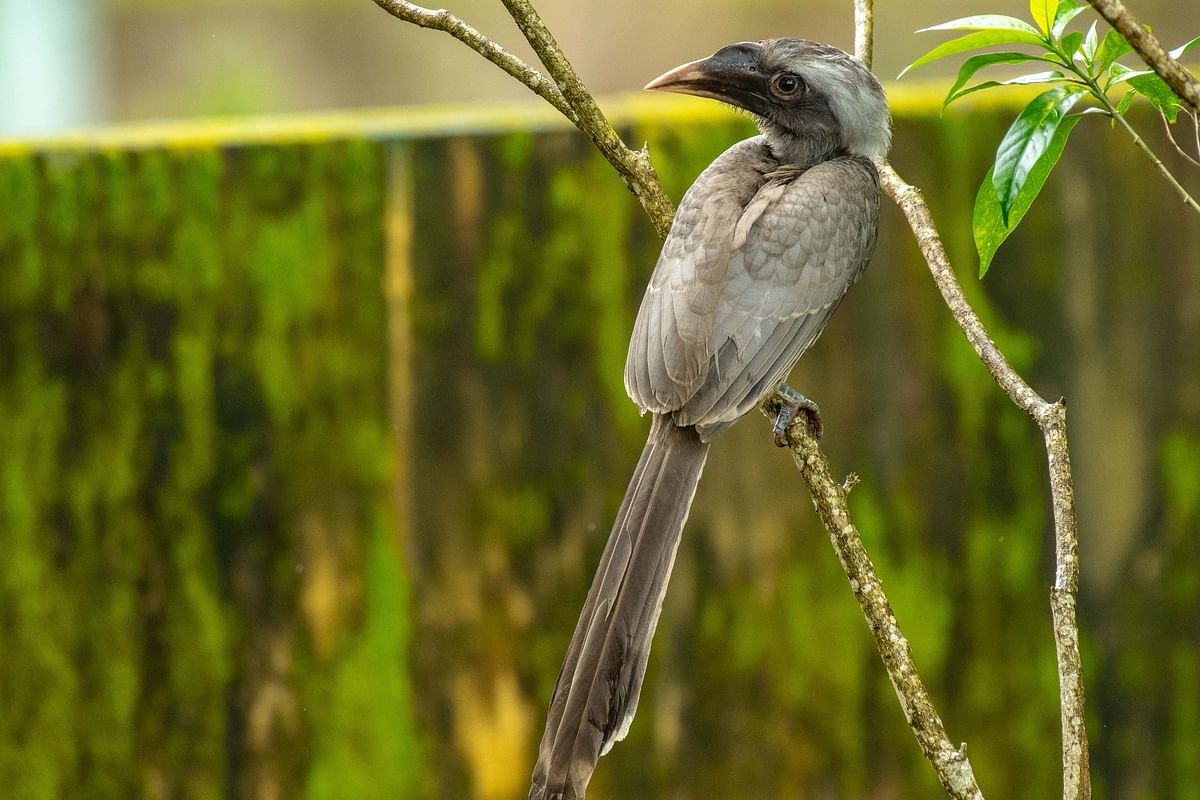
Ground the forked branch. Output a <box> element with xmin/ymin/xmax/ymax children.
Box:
<box><xmin>372</xmin><ymin>0</ymin><xmax>576</xmax><ymax>120</ymax></box>
<box><xmin>371</xmin><ymin>0</ymin><xmax>674</xmax><ymax>236</ymax></box>
<box><xmin>854</xmin><ymin>0</ymin><xmax>1091</xmax><ymax>797</ymax></box>
<box><xmin>377</xmin><ymin>0</ymin><xmax>990</xmax><ymax>796</ymax></box>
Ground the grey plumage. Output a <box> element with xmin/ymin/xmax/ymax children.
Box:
<box><xmin>627</xmin><ymin>143</ymin><xmax>880</xmax><ymax>440</ymax></box>
<box><xmin>531</xmin><ymin>415</ymin><xmax>708</xmax><ymax>800</ymax></box>
<box><xmin>531</xmin><ymin>38</ymin><xmax>890</xmax><ymax>800</ymax></box>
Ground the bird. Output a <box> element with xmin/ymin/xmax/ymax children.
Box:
<box><xmin>529</xmin><ymin>38</ymin><xmax>891</xmax><ymax>800</ymax></box>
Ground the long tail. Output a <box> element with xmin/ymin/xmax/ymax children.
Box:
<box><xmin>530</xmin><ymin>414</ymin><xmax>710</xmax><ymax>800</ymax></box>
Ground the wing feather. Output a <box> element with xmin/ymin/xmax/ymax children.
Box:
<box><xmin>626</xmin><ymin>138</ymin><xmax>880</xmax><ymax>436</ymax></box>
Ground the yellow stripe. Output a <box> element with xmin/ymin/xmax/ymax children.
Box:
<box><xmin>0</xmin><ymin>79</ymin><xmax>1111</xmax><ymax>156</ymax></box>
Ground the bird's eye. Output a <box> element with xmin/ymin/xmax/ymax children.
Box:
<box><xmin>770</xmin><ymin>72</ymin><xmax>804</xmax><ymax>98</ymax></box>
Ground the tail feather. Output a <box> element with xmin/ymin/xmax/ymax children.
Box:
<box><xmin>530</xmin><ymin>414</ymin><xmax>709</xmax><ymax>800</ymax></box>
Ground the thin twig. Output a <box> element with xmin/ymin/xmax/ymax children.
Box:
<box><xmin>1115</xmin><ymin>114</ymin><xmax>1200</xmax><ymax>212</ymax></box>
<box><xmin>371</xmin><ymin>0</ymin><xmax>577</xmax><ymax>122</ymax></box>
<box><xmin>876</xmin><ymin>160</ymin><xmax>1092</xmax><ymax>800</ymax></box>
<box><xmin>854</xmin><ymin>0</ymin><xmax>874</xmax><ymax>68</ymax></box>
<box><xmin>1088</xmin><ymin>91</ymin><xmax>1200</xmax><ymax>214</ymax></box>
<box><xmin>1063</xmin><ymin>52</ymin><xmax>1200</xmax><ymax>215</ymax></box>
<box><xmin>1085</xmin><ymin>0</ymin><xmax>1200</xmax><ymax>113</ymax></box>
<box><xmin>1160</xmin><ymin>111</ymin><xmax>1200</xmax><ymax>168</ymax></box>
<box><xmin>496</xmin><ymin>0</ymin><xmax>675</xmax><ymax>236</ymax></box>
<box><xmin>1194</xmin><ymin>108</ymin><xmax>1200</xmax><ymax>160</ymax></box>
<box><xmin>372</xmin><ymin>0</ymin><xmax>675</xmax><ymax>237</ymax></box>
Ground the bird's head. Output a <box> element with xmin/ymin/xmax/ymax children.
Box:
<box><xmin>645</xmin><ymin>39</ymin><xmax>891</xmax><ymax>163</ymax></box>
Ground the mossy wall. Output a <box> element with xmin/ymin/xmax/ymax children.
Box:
<box><xmin>0</xmin><ymin>140</ymin><xmax>418</xmax><ymax>799</ymax></box>
<box><xmin>1</xmin><ymin>95</ymin><xmax>1198</xmax><ymax>799</ymax></box>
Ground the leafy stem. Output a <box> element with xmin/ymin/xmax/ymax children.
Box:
<box><xmin>902</xmin><ymin>0</ymin><xmax>1200</xmax><ymax>275</ymax></box>
<box><xmin>1060</xmin><ymin>51</ymin><xmax>1200</xmax><ymax>214</ymax></box>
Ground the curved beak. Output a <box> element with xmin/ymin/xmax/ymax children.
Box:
<box><xmin>643</xmin><ymin>42</ymin><xmax>767</xmax><ymax>113</ymax></box>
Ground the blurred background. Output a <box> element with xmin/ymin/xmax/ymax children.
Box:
<box><xmin>2</xmin><ymin>1</ymin><xmax>1200</xmax><ymax>800</ymax></box>
<box><xmin>0</xmin><ymin>0</ymin><xmax>1194</xmax><ymax>136</ymax></box>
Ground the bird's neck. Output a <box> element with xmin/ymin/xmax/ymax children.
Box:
<box><xmin>758</xmin><ymin>119</ymin><xmax>845</xmax><ymax>167</ymax></box>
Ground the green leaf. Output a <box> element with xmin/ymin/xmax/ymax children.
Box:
<box><xmin>1030</xmin><ymin>0</ymin><xmax>1056</xmax><ymax>35</ymax></box>
<box><xmin>1005</xmin><ymin>70</ymin><xmax>1068</xmax><ymax>85</ymax></box>
<box><xmin>1105</xmin><ymin>92</ymin><xmax>1129</xmax><ymax>127</ymax></box>
<box><xmin>1108</xmin><ymin>62</ymin><xmax>1153</xmax><ymax>87</ymax></box>
<box><xmin>918</xmin><ymin>15</ymin><xmax>1043</xmax><ymax>35</ymax></box>
<box><xmin>901</xmin><ymin>29</ymin><xmax>1051</xmax><ymax>78</ymax></box>
<box><xmin>946</xmin><ymin>81</ymin><xmax>1008</xmax><ymax>104</ymax></box>
<box><xmin>1051</xmin><ymin>0</ymin><xmax>1088</xmax><ymax>39</ymax></box>
<box><xmin>1128</xmin><ymin>73</ymin><xmax>1184</xmax><ymax>122</ymax></box>
<box><xmin>1060</xmin><ymin>31</ymin><xmax>1084</xmax><ymax>59</ymax></box>
<box><xmin>1168</xmin><ymin>35</ymin><xmax>1200</xmax><ymax>59</ymax></box>
<box><xmin>975</xmin><ymin>113</ymin><xmax>1083</xmax><ymax>276</ymax></box>
<box><xmin>1115</xmin><ymin>88</ymin><xmax>1137</xmax><ymax>116</ymax></box>
<box><xmin>1118</xmin><ymin>37</ymin><xmax>1200</xmax><ymax>123</ymax></box>
<box><xmin>943</xmin><ymin>52</ymin><xmax>1051</xmax><ymax>108</ymax></box>
<box><xmin>1081</xmin><ymin>21</ymin><xmax>1099</xmax><ymax>62</ymax></box>
<box><xmin>1094</xmin><ymin>27</ymin><xmax>1134</xmax><ymax>73</ymax></box>
<box><xmin>992</xmin><ymin>87</ymin><xmax>1086</xmax><ymax>224</ymax></box>
<box><xmin>946</xmin><ymin>71</ymin><xmax>1068</xmax><ymax>106</ymax></box>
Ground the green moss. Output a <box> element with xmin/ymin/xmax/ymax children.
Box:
<box><xmin>101</xmin><ymin>151</ymin><xmax>134</xmax><ymax>239</ymax></box>
<box><xmin>1162</xmin><ymin>431</ymin><xmax>1200</xmax><ymax>523</ymax></box>
<box><xmin>135</xmin><ymin>148</ymin><xmax>175</xmax><ymax>233</ymax></box>
<box><xmin>0</xmin><ymin>156</ymin><xmax>38</xmax><ymax>245</ymax></box>
<box><xmin>2</xmin><ymin>98</ymin><xmax>1199</xmax><ymax>799</ymax></box>
<box><xmin>497</xmin><ymin>130</ymin><xmax>535</xmax><ymax>173</ymax></box>
<box><xmin>303</xmin><ymin>524</ymin><xmax>421</xmax><ymax>800</ymax></box>
<box><xmin>474</xmin><ymin>214</ymin><xmax>522</xmax><ymax>362</ymax></box>
<box><xmin>0</xmin><ymin>127</ymin><xmax>412</xmax><ymax>797</ymax></box>
<box><xmin>0</xmin><ymin>368</ymin><xmax>75</xmax><ymax>800</ymax></box>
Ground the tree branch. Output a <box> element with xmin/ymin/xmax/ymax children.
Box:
<box><xmin>878</xmin><ymin>162</ymin><xmax>1090</xmax><ymax>799</ymax></box>
<box><xmin>875</xmin><ymin>166</ymin><xmax>1044</xmax><ymax>416</ymax></box>
<box><xmin>1085</xmin><ymin>0</ymin><xmax>1200</xmax><ymax>113</ymax></box>
<box><xmin>764</xmin><ymin>399</ymin><xmax>984</xmax><ymax>800</ymax></box>
<box><xmin>371</xmin><ymin>0</ymin><xmax>577</xmax><ymax>122</ymax></box>
<box><xmin>1159</xmin><ymin>110</ymin><xmax>1200</xmax><ymax>168</ymax></box>
<box><xmin>856</xmin><ymin>2</ymin><xmax>1091</xmax><ymax>797</ymax></box>
<box><xmin>371</xmin><ymin>0</ymin><xmax>675</xmax><ymax>237</ymax></box>
<box><xmin>498</xmin><ymin>0</ymin><xmax>676</xmax><ymax>235</ymax></box>
<box><xmin>372</xmin><ymin>1</ymin><xmax>1010</xmax><ymax>796</ymax></box>
<box><xmin>854</xmin><ymin>0</ymin><xmax>874</xmax><ymax>72</ymax></box>
<box><xmin>493</xmin><ymin>2</ymin><xmax>988</xmax><ymax>792</ymax></box>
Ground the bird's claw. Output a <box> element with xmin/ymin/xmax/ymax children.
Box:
<box><xmin>771</xmin><ymin>385</ymin><xmax>823</xmax><ymax>446</ymax></box>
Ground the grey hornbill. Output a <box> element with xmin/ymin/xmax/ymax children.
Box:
<box><xmin>530</xmin><ymin>39</ymin><xmax>891</xmax><ymax>799</ymax></box>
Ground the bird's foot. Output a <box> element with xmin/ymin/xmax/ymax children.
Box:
<box><xmin>771</xmin><ymin>385</ymin><xmax>823</xmax><ymax>446</ymax></box>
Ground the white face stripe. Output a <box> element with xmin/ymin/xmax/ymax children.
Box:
<box><xmin>800</xmin><ymin>58</ymin><xmax>891</xmax><ymax>157</ymax></box>
<box><xmin>762</xmin><ymin>40</ymin><xmax>892</xmax><ymax>159</ymax></box>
